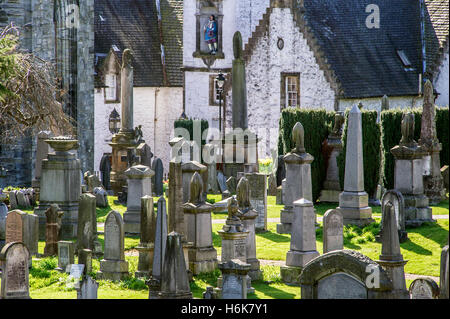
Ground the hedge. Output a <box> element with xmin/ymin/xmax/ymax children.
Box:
<box><xmin>381</xmin><ymin>107</ymin><xmax>449</xmax><ymax>190</ymax></box>
<box><xmin>277</xmin><ymin>108</ymin><xmax>335</xmax><ymax>202</ymax></box>
<box><xmin>174</xmin><ymin>118</ymin><xmax>209</xmax><ymax>162</ymax></box>
<box><xmin>337</xmin><ymin>109</ymin><xmax>381</xmax><ymax>199</ymax></box>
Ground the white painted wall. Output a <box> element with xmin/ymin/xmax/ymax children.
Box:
<box><xmin>338</xmin><ymin>96</ymin><xmax>424</xmax><ymax>112</ymax></box>
<box><xmin>434</xmin><ymin>51</ymin><xmax>449</xmax><ymax>107</ymax></box>
<box><xmin>94</xmin><ymin>87</ymin><xmax>183</xmax><ymax>176</ymax></box>
<box><xmin>225</xmin><ymin>7</ymin><xmax>336</xmax><ymax>158</ymax></box>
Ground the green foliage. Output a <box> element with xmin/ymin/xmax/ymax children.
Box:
<box><xmin>337</xmin><ymin>109</ymin><xmax>381</xmax><ymax>197</ymax></box>
<box><xmin>343</xmin><ymin>222</ymin><xmax>380</xmax><ymax>245</ymax></box>
<box><xmin>174</xmin><ymin>118</ymin><xmax>209</xmax><ymax>162</ymax></box>
<box><xmin>119</xmin><ymin>277</ymin><xmax>148</xmax><ymax>291</ymax></box>
<box><xmin>0</xmin><ymin>31</ymin><xmax>18</xmax><ymax>101</ymax></box>
<box><xmin>277</xmin><ymin>108</ymin><xmax>335</xmax><ymax>202</ymax></box>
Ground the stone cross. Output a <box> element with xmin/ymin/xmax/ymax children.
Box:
<box><xmin>377</xmin><ymin>202</ymin><xmax>409</xmax><ymax>299</ymax></box>
<box><xmin>280</xmin><ymin>198</ymin><xmax>319</xmax><ymax>285</ymax></box>
<box><xmin>97</xmin><ymin>211</ymin><xmax>129</xmax><ymax>281</ymax></box>
<box><xmin>322</xmin><ymin>209</ymin><xmax>343</xmax><ymax>253</ymax></box>
<box><xmin>0</xmin><ymin>242</ymin><xmax>30</xmax><ymax>299</ymax></box>
<box><xmin>337</xmin><ymin>105</ymin><xmax>373</xmax><ymax>226</ymax></box>
<box><xmin>159</xmin><ymin>232</ymin><xmax>193</xmax><ymax>299</ymax></box>
<box><xmin>44</xmin><ymin>204</ymin><xmax>64</xmax><ymax>256</ymax></box>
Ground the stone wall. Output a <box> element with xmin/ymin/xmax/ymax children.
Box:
<box><xmin>94</xmin><ymin>87</ymin><xmax>183</xmax><ymax>176</ymax></box>
<box><xmin>434</xmin><ymin>50</ymin><xmax>449</xmax><ymax>107</ymax></box>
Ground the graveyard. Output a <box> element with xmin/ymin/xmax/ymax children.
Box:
<box><xmin>1</xmin><ymin>0</ymin><xmax>449</xmax><ymax>302</ymax></box>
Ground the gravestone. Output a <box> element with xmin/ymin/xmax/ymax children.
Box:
<box><xmin>0</xmin><ymin>242</ymin><xmax>30</xmax><ymax>299</ymax></box>
<box><xmin>226</xmin><ymin>176</ymin><xmax>237</xmax><ymax>194</ymax></box>
<box><xmin>135</xmin><ymin>196</ymin><xmax>156</xmax><ymax>279</ymax></box>
<box><xmin>97</xmin><ymin>211</ymin><xmax>129</xmax><ymax>280</ymax></box>
<box><xmin>236</xmin><ymin>177</ymin><xmax>261</xmax><ymax>281</ymax></box>
<box><xmin>8</xmin><ymin>190</ymin><xmax>18</xmax><ymax>210</ymax></box>
<box><xmin>77</xmin><ymin>193</ymin><xmax>101</xmax><ymax>256</ymax></box>
<box><xmin>217</xmin><ymin>171</ymin><xmax>228</xmax><ymax>193</ymax></box>
<box><xmin>381</xmin><ymin>95</ymin><xmax>390</xmax><ymax>111</ymax></box>
<box><xmin>204</xmin><ymin>144</ymin><xmax>219</xmax><ymax>194</ymax></box>
<box><xmin>440</xmin><ymin>245</ymin><xmax>449</xmax><ymax>299</ymax></box>
<box><xmin>181</xmin><ymin>161</ymin><xmax>207</xmax><ymax>203</ymax></box>
<box><xmin>32</xmin><ymin>130</ymin><xmax>53</xmax><ymax>190</ymax></box>
<box><xmin>337</xmin><ymin>105</ymin><xmax>374</xmax><ymax>226</ymax></box>
<box><xmin>136</xmin><ymin>142</ymin><xmax>153</xmax><ymax>168</ymax></box>
<box><xmin>158</xmin><ymin>232</ymin><xmax>193</xmax><ymax>299</ymax></box>
<box><xmin>391</xmin><ymin>112</ymin><xmax>433</xmax><ymax>226</ymax></box>
<box><xmin>277</xmin><ymin>122</ymin><xmax>313</xmax><ymax>234</ymax></box>
<box><xmin>78</xmin><ymin>249</ymin><xmax>93</xmax><ymax>275</ymax></box>
<box><xmin>378</xmin><ymin>190</ymin><xmax>408</xmax><ymax>243</ymax></box>
<box><xmin>147</xmin><ymin>196</ymin><xmax>168</xmax><ymax>299</ymax></box>
<box><xmin>376</xmin><ymin>202</ymin><xmax>409</xmax><ymax>298</ymax></box>
<box><xmin>56</xmin><ymin>241</ymin><xmax>74</xmax><ymax>272</ymax></box>
<box><xmin>99</xmin><ymin>153</ymin><xmax>112</xmax><ymax>191</ymax></box>
<box><xmin>44</xmin><ymin>204</ymin><xmax>64</xmax><ymax>256</ymax></box>
<box><xmin>5</xmin><ymin>210</ymin><xmax>38</xmax><ymax>260</ymax></box>
<box><xmin>93</xmin><ymin>187</ymin><xmax>108</xmax><ymax>208</ymax></box>
<box><xmin>219</xmin><ymin>259</ymin><xmax>251</xmax><ymax>299</ymax></box>
<box><xmin>182</xmin><ymin>172</ymin><xmax>218</xmax><ymax>275</ymax></box>
<box><xmin>67</xmin><ymin>264</ymin><xmax>85</xmax><ymax>289</ymax></box>
<box><xmin>77</xmin><ymin>276</ymin><xmax>99</xmax><ymax>299</ymax></box>
<box><xmin>275</xmin><ymin>185</ymin><xmax>283</xmax><ymax>205</ymax></box>
<box><xmin>281</xmin><ymin>199</ymin><xmax>319</xmax><ymax>285</ymax></box>
<box><xmin>299</xmin><ymin>250</ymin><xmax>394</xmax><ymax>299</ymax></box>
<box><xmin>168</xmin><ymin>161</ymin><xmax>186</xmax><ymax>239</ymax></box>
<box><xmin>16</xmin><ymin>190</ymin><xmax>31</xmax><ymax>208</ymax></box>
<box><xmin>124</xmin><ymin>165</ymin><xmax>154</xmax><ymax>235</ymax></box>
<box><xmin>419</xmin><ymin>80</ymin><xmax>445</xmax><ymax>204</ymax></box>
<box><xmin>322</xmin><ymin>209</ymin><xmax>343</xmax><ymax>253</ymax></box>
<box><xmin>441</xmin><ymin>165</ymin><xmax>449</xmax><ymax>194</ymax></box>
<box><xmin>245</xmin><ymin>173</ymin><xmax>267</xmax><ymax>232</ymax></box>
<box><xmin>276</xmin><ymin>155</ymin><xmax>286</xmax><ymax>187</ymax></box>
<box><xmin>153</xmin><ymin>158</ymin><xmax>164</xmax><ymax>196</ymax></box>
<box><xmin>319</xmin><ymin>113</ymin><xmax>344</xmax><ymax>202</ymax></box>
<box><xmin>34</xmin><ymin>136</ymin><xmax>81</xmax><ymax>240</ymax></box>
<box><xmin>84</xmin><ymin>171</ymin><xmax>102</xmax><ymax>193</ymax></box>
<box><xmin>409</xmin><ymin>278</ymin><xmax>440</xmax><ymax>299</ymax></box>
<box><xmin>0</xmin><ymin>202</ymin><xmax>7</xmax><ymax>250</ymax></box>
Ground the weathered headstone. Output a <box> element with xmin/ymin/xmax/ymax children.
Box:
<box><xmin>147</xmin><ymin>196</ymin><xmax>168</xmax><ymax>299</ymax></box>
<box><xmin>226</xmin><ymin>176</ymin><xmax>237</xmax><ymax>194</ymax></box>
<box><xmin>391</xmin><ymin>112</ymin><xmax>433</xmax><ymax>226</ymax></box>
<box><xmin>236</xmin><ymin>177</ymin><xmax>261</xmax><ymax>281</ymax></box>
<box><xmin>409</xmin><ymin>278</ymin><xmax>440</xmax><ymax>299</ymax></box>
<box><xmin>8</xmin><ymin>190</ymin><xmax>18</xmax><ymax>210</ymax></box>
<box><xmin>135</xmin><ymin>196</ymin><xmax>156</xmax><ymax>279</ymax></box>
<box><xmin>34</xmin><ymin>136</ymin><xmax>81</xmax><ymax>240</ymax></box>
<box><xmin>32</xmin><ymin>130</ymin><xmax>53</xmax><ymax>189</ymax></box>
<box><xmin>78</xmin><ymin>249</ymin><xmax>93</xmax><ymax>275</ymax></box>
<box><xmin>441</xmin><ymin>165</ymin><xmax>449</xmax><ymax>195</ymax></box>
<box><xmin>337</xmin><ymin>105</ymin><xmax>374</xmax><ymax>226</ymax></box>
<box><xmin>153</xmin><ymin>158</ymin><xmax>164</xmax><ymax>196</ymax></box>
<box><xmin>217</xmin><ymin>171</ymin><xmax>228</xmax><ymax>193</ymax></box>
<box><xmin>93</xmin><ymin>187</ymin><xmax>108</xmax><ymax>208</ymax></box>
<box><xmin>204</xmin><ymin>144</ymin><xmax>219</xmax><ymax>194</ymax></box>
<box><xmin>245</xmin><ymin>173</ymin><xmax>267</xmax><ymax>232</ymax></box>
<box><xmin>56</xmin><ymin>241</ymin><xmax>74</xmax><ymax>272</ymax></box>
<box><xmin>181</xmin><ymin>161</ymin><xmax>207</xmax><ymax>204</ymax></box>
<box><xmin>219</xmin><ymin>259</ymin><xmax>251</xmax><ymax>299</ymax></box>
<box><xmin>99</xmin><ymin>153</ymin><xmax>112</xmax><ymax>191</ymax></box>
<box><xmin>84</xmin><ymin>171</ymin><xmax>102</xmax><ymax>193</ymax></box>
<box><xmin>77</xmin><ymin>276</ymin><xmax>99</xmax><ymax>299</ymax></box>
<box><xmin>440</xmin><ymin>245</ymin><xmax>449</xmax><ymax>299</ymax></box>
<box><xmin>97</xmin><ymin>211</ymin><xmax>129</xmax><ymax>280</ymax></box>
<box><xmin>0</xmin><ymin>242</ymin><xmax>30</xmax><ymax>299</ymax></box>
<box><xmin>299</xmin><ymin>250</ymin><xmax>394</xmax><ymax>299</ymax></box>
<box><xmin>182</xmin><ymin>172</ymin><xmax>218</xmax><ymax>275</ymax></box>
<box><xmin>276</xmin><ymin>155</ymin><xmax>286</xmax><ymax>187</ymax></box>
<box><xmin>16</xmin><ymin>190</ymin><xmax>31</xmax><ymax>208</ymax></box>
<box><xmin>67</xmin><ymin>264</ymin><xmax>84</xmax><ymax>289</ymax></box>
<box><xmin>419</xmin><ymin>80</ymin><xmax>445</xmax><ymax>204</ymax></box>
<box><xmin>5</xmin><ymin>210</ymin><xmax>38</xmax><ymax>260</ymax></box>
<box><xmin>322</xmin><ymin>209</ymin><xmax>343</xmax><ymax>253</ymax></box>
<box><xmin>124</xmin><ymin>165</ymin><xmax>154</xmax><ymax>235</ymax></box>
<box><xmin>158</xmin><ymin>232</ymin><xmax>193</xmax><ymax>299</ymax></box>
<box><xmin>376</xmin><ymin>202</ymin><xmax>409</xmax><ymax>299</ymax></box>
<box><xmin>277</xmin><ymin>122</ymin><xmax>313</xmax><ymax>234</ymax></box>
<box><xmin>136</xmin><ymin>142</ymin><xmax>153</xmax><ymax>168</ymax></box>
<box><xmin>77</xmin><ymin>193</ymin><xmax>101</xmax><ymax>256</ymax></box>
<box><xmin>378</xmin><ymin>190</ymin><xmax>408</xmax><ymax>243</ymax></box>
<box><xmin>44</xmin><ymin>204</ymin><xmax>64</xmax><ymax>256</ymax></box>
<box><xmin>281</xmin><ymin>198</ymin><xmax>319</xmax><ymax>285</ymax></box>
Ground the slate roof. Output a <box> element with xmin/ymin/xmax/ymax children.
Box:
<box><xmin>300</xmin><ymin>0</ymin><xmax>423</xmax><ymax>98</ymax></box>
<box><xmin>94</xmin><ymin>0</ymin><xmax>183</xmax><ymax>87</ymax></box>
<box><xmin>424</xmin><ymin>0</ymin><xmax>449</xmax><ymax>77</ymax></box>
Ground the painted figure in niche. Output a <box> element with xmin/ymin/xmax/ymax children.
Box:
<box><xmin>204</xmin><ymin>15</ymin><xmax>218</xmax><ymax>55</ymax></box>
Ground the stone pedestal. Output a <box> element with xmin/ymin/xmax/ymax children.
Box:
<box><xmin>281</xmin><ymin>199</ymin><xmax>319</xmax><ymax>285</ymax></box>
<box><xmin>135</xmin><ymin>196</ymin><xmax>156</xmax><ymax>279</ymax></box>
<box><xmin>336</xmin><ymin>106</ymin><xmax>373</xmax><ymax>227</ymax></box>
<box><xmin>216</xmin><ymin>259</ymin><xmax>251</xmax><ymax>299</ymax></box>
<box><xmin>277</xmin><ymin>145</ymin><xmax>314</xmax><ymax>234</ymax></box>
<box><xmin>423</xmin><ymin>144</ymin><xmax>446</xmax><ymax>205</ymax></box>
<box><xmin>124</xmin><ymin>165</ymin><xmax>154</xmax><ymax>235</ymax></box>
<box><xmin>34</xmin><ymin>137</ymin><xmax>81</xmax><ymax>240</ymax></box>
<box><xmin>31</xmin><ymin>131</ymin><xmax>53</xmax><ymax>199</ymax></box>
<box><xmin>245</xmin><ymin>173</ymin><xmax>267</xmax><ymax>232</ymax></box>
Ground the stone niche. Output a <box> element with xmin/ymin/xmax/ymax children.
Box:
<box><xmin>194</xmin><ymin>0</ymin><xmax>224</xmax><ymax>57</ymax></box>
<box><xmin>299</xmin><ymin>250</ymin><xmax>394</xmax><ymax>299</ymax></box>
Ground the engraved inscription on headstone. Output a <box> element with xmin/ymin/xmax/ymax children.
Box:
<box><xmin>222</xmin><ymin>275</ymin><xmax>243</xmax><ymax>299</ymax></box>
<box><xmin>105</xmin><ymin>218</ymin><xmax>121</xmax><ymax>260</ymax></box>
<box><xmin>5</xmin><ymin>212</ymin><xmax>23</xmax><ymax>244</ymax></box>
<box><xmin>317</xmin><ymin>273</ymin><xmax>367</xmax><ymax>299</ymax></box>
<box><xmin>234</xmin><ymin>238</ymin><xmax>247</xmax><ymax>259</ymax></box>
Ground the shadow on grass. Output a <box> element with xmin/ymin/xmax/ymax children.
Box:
<box><xmin>434</xmin><ymin>198</ymin><xmax>449</xmax><ymax>210</ymax></box>
<box><xmin>256</xmin><ymin>231</ymin><xmax>290</xmax><ymax>243</ymax></box>
<box><xmin>249</xmin><ymin>281</ymin><xmax>296</xmax><ymax>299</ymax></box>
<box><xmin>404</xmin><ymin>221</ymin><xmax>449</xmax><ymax>250</ymax></box>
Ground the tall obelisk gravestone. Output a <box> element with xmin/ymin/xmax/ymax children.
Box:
<box><xmin>337</xmin><ymin>105</ymin><xmax>374</xmax><ymax>226</ymax></box>
<box><xmin>109</xmin><ymin>49</ymin><xmax>138</xmax><ymax>195</ymax></box>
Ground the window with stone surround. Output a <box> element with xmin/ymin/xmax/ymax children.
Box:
<box><xmin>280</xmin><ymin>73</ymin><xmax>300</xmax><ymax>109</ymax></box>
<box><xmin>104</xmin><ymin>74</ymin><xmax>118</xmax><ymax>102</ymax></box>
